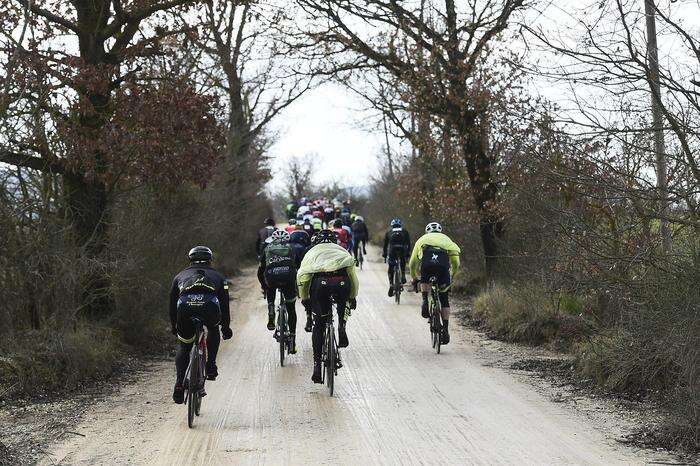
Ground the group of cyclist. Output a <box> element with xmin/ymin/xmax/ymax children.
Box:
<box><xmin>168</xmin><ymin>195</ymin><xmax>460</xmax><ymax>403</ymax></box>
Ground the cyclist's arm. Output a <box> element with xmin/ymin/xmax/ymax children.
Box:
<box><xmin>168</xmin><ymin>280</ymin><xmax>179</xmax><ymax>329</ymax></box>
<box><xmin>346</xmin><ymin>265</ymin><xmax>359</xmax><ymax>299</ymax></box>
<box><xmin>382</xmin><ymin>232</ymin><xmax>389</xmax><ymax>257</ymax></box>
<box><xmin>219</xmin><ymin>279</ymin><xmax>231</xmax><ymax>328</ymax></box>
<box><xmin>297</xmin><ymin>271</ymin><xmax>311</xmax><ymax>300</ymax></box>
<box><xmin>449</xmin><ymin>253</ymin><xmax>460</xmax><ymax>279</ymax></box>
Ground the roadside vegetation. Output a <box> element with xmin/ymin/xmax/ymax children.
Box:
<box><xmin>0</xmin><ymin>0</ymin><xmax>697</xmax><ymax>455</ymax></box>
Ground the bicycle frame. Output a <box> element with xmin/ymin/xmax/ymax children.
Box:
<box><xmin>428</xmin><ymin>276</ymin><xmax>443</xmax><ymax>354</ymax></box>
<box><xmin>185</xmin><ymin>317</ymin><xmax>207</xmax><ymax>428</ymax></box>
<box><xmin>276</xmin><ymin>289</ymin><xmax>289</xmax><ymax>367</ymax></box>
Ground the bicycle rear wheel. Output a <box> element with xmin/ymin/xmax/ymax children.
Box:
<box><xmin>326</xmin><ymin>323</ymin><xmax>335</xmax><ymax>396</ymax></box>
<box><xmin>394</xmin><ymin>267</ymin><xmax>401</xmax><ymax>305</ymax></box>
<box><xmin>187</xmin><ymin>347</ymin><xmax>198</xmax><ymax>428</ymax></box>
<box><xmin>432</xmin><ymin>288</ymin><xmax>442</xmax><ymax>354</ymax></box>
<box><xmin>278</xmin><ymin>304</ymin><xmax>287</xmax><ymax>367</ymax></box>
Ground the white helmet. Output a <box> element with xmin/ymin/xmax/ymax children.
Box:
<box><xmin>356</xmin><ymin>216</ymin><xmax>364</xmax><ymax>222</ymax></box>
<box><xmin>425</xmin><ymin>222</ymin><xmax>442</xmax><ymax>233</ymax></box>
<box><xmin>271</xmin><ymin>229</ymin><xmax>290</xmax><ymax>242</ymax></box>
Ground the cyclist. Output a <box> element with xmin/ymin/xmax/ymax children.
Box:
<box><xmin>302</xmin><ymin>218</ymin><xmax>314</xmax><ymax>235</ymax></box>
<box><xmin>286</xmin><ymin>200</ymin><xmax>299</xmax><ymax>219</ymax></box>
<box><xmin>256</xmin><ymin>218</ymin><xmax>276</xmax><ymax>257</ymax></box>
<box><xmin>332</xmin><ymin>219</ymin><xmax>351</xmax><ymax>250</ymax></box>
<box><xmin>298</xmin><ymin>230</ymin><xmax>359</xmax><ymax>383</ymax></box>
<box><xmin>382</xmin><ymin>218</ymin><xmax>411</xmax><ymax>296</ymax></box>
<box><xmin>258</xmin><ymin>230</ymin><xmax>299</xmax><ymax>353</ymax></box>
<box><xmin>311</xmin><ymin>216</ymin><xmax>324</xmax><ymax>233</ymax></box>
<box><xmin>169</xmin><ymin>246</ymin><xmax>233</xmax><ymax>404</ymax></box>
<box><xmin>408</xmin><ymin>222</ymin><xmax>460</xmax><ymax>345</ymax></box>
<box><xmin>351</xmin><ymin>216</ymin><xmax>369</xmax><ymax>264</ymax></box>
<box><xmin>285</xmin><ymin>219</ymin><xmax>297</xmax><ymax>233</ymax></box>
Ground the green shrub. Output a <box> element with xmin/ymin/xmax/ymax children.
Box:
<box><xmin>0</xmin><ymin>325</ymin><xmax>123</xmax><ymax>397</ymax></box>
<box><xmin>472</xmin><ymin>284</ymin><xmax>592</xmax><ymax>349</ymax></box>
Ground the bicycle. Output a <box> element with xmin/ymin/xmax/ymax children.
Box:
<box><xmin>357</xmin><ymin>244</ymin><xmax>364</xmax><ymax>270</ymax></box>
<box><xmin>184</xmin><ymin>317</ymin><xmax>207</xmax><ymax>428</ymax></box>
<box><xmin>392</xmin><ymin>259</ymin><xmax>404</xmax><ymax>305</ymax></box>
<box><xmin>274</xmin><ymin>289</ymin><xmax>292</xmax><ymax>367</ymax></box>
<box><xmin>427</xmin><ymin>276</ymin><xmax>443</xmax><ymax>354</ymax></box>
<box><xmin>321</xmin><ymin>299</ymin><xmax>345</xmax><ymax>396</ymax></box>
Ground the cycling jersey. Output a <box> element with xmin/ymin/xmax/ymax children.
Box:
<box><xmin>334</xmin><ymin>227</ymin><xmax>351</xmax><ymax>249</ymax></box>
<box><xmin>169</xmin><ymin>265</ymin><xmax>231</xmax><ymax>333</ymax></box>
<box><xmin>408</xmin><ymin>232</ymin><xmax>460</xmax><ymax>281</ymax></box>
<box><xmin>351</xmin><ymin>220</ymin><xmax>369</xmax><ymax>239</ymax></box>
<box><xmin>297</xmin><ymin>242</ymin><xmax>359</xmax><ymax>301</ymax></box>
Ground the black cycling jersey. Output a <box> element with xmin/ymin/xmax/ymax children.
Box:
<box><xmin>169</xmin><ymin>264</ymin><xmax>230</xmax><ymax>330</ymax></box>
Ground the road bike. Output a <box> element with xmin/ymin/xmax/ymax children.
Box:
<box><xmin>184</xmin><ymin>317</ymin><xmax>207</xmax><ymax>428</ymax></box>
<box><xmin>392</xmin><ymin>259</ymin><xmax>404</xmax><ymax>305</ymax></box>
<box><xmin>321</xmin><ymin>300</ymin><xmax>345</xmax><ymax>396</ymax></box>
<box><xmin>274</xmin><ymin>289</ymin><xmax>292</xmax><ymax>367</ymax></box>
<box><xmin>427</xmin><ymin>276</ymin><xmax>444</xmax><ymax>354</ymax></box>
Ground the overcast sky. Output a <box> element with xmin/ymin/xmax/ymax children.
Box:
<box><xmin>266</xmin><ymin>82</ymin><xmax>384</xmax><ymax>195</ymax></box>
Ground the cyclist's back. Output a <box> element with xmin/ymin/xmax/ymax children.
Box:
<box><xmin>408</xmin><ymin>223</ymin><xmax>460</xmax><ymax>345</ymax></box>
<box><xmin>297</xmin><ymin>231</ymin><xmax>359</xmax><ymax>383</ymax></box>
<box><xmin>169</xmin><ymin>247</ymin><xmax>233</xmax><ymax>404</ymax></box>
<box><xmin>382</xmin><ymin>219</ymin><xmax>411</xmax><ymax>296</ymax></box>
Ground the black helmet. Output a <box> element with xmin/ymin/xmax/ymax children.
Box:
<box><xmin>311</xmin><ymin>229</ymin><xmax>337</xmax><ymax>246</ymax></box>
<box><xmin>264</xmin><ymin>217</ymin><xmax>275</xmax><ymax>227</ymax></box>
<box><xmin>333</xmin><ymin>219</ymin><xmax>343</xmax><ymax>228</ymax></box>
<box><xmin>188</xmin><ymin>246</ymin><xmax>213</xmax><ymax>263</ymax></box>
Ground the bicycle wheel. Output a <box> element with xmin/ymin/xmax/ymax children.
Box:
<box><xmin>326</xmin><ymin>323</ymin><xmax>335</xmax><ymax>396</ymax></box>
<box><xmin>394</xmin><ymin>267</ymin><xmax>401</xmax><ymax>305</ymax></box>
<box><xmin>187</xmin><ymin>347</ymin><xmax>198</xmax><ymax>428</ymax></box>
<box><xmin>359</xmin><ymin>248</ymin><xmax>364</xmax><ymax>270</ymax></box>
<box><xmin>278</xmin><ymin>303</ymin><xmax>287</xmax><ymax>367</ymax></box>
<box><xmin>432</xmin><ymin>288</ymin><xmax>442</xmax><ymax>354</ymax></box>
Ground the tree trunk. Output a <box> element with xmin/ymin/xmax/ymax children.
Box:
<box><xmin>456</xmin><ymin>111</ymin><xmax>502</xmax><ymax>278</ymax></box>
<box><xmin>63</xmin><ymin>171</ymin><xmax>114</xmax><ymax>318</ymax></box>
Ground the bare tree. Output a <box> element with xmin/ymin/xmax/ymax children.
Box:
<box><xmin>295</xmin><ymin>0</ymin><xmax>528</xmax><ymax>276</ymax></box>
<box><xmin>282</xmin><ymin>154</ymin><xmax>314</xmax><ymax>200</ymax></box>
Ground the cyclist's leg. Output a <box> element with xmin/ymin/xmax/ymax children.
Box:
<box><xmin>352</xmin><ymin>239</ymin><xmax>360</xmax><ymax>261</ymax></box>
<box><xmin>283</xmin><ymin>281</ymin><xmax>297</xmax><ymax>334</ymax></box>
<box><xmin>310</xmin><ymin>278</ymin><xmax>331</xmax><ymax>363</ymax></box>
<box><xmin>334</xmin><ymin>281</ymin><xmax>351</xmax><ymax>348</ymax></box>
<box><xmin>387</xmin><ymin>249</ymin><xmax>396</xmax><ymax>283</ymax></box>
<box><xmin>265</xmin><ymin>280</ymin><xmax>277</xmax><ymax>330</ymax></box>
<box><xmin>438</xmin><ymin>268</ymin><xmax>451</xmax><ymax>329</ymax></box>
<box><xmin>204</xmin><ymin>298</ymin><xmax>222</xmax><ymax>373</ymax></box>
<box><xmin>174</xmin><ymin>303</ymin><xmax>196</xmax><ymax>399</ymax></box>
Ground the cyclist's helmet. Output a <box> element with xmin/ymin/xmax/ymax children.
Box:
<box><xmin>311</xmin><ymin>229</ymin><xmax>337</xmax><ymax>246</ymax></box>
<box><xmin>271</xmin><ymin>229</ymin><xmax>290</xmax><ymax>242</ymax></box>
<box><xmin>425</xmin><ymin>222</ymin><xmax>443</xmax><ymax>233</ymax></box>
<box><xmin>289</xmin><ymin>218</ymin><xmax>297</xmax><ymax>225</ymax></box>
<box><xmin>264</xmin><ymin>217</ymin><xmax>275</xmax><ymax>226</ymax></box>
<box><xmin>333</xmin><ymin>219</ymin><xmax>343</xmax><ymax>228</ymax></box>
<box><xmin>390</xmin><ymin>218</ymin><xmax>402</xmax><ymax>228</ymax></box>
<box><xmin>356</xmin><ymin>216</ymin><xmax>364</xmax><ymax>222</ymax></box>
<box><xmin>188</xmin><ymin>246</ymin><xmax>213</xmax><ymax>264</ymax></box>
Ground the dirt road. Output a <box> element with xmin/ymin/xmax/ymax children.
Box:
<box><xmin>41</xmin><ymin>249</ymin><xmax>652</xmax><ymax>465</ymax></box>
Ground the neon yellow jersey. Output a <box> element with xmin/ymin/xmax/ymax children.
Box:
<box><xmin>297</xmin><ymin>242</ymin><xmax>359</xmax><ymax>300</ymax></box>
<box><xmin>408</xmin><ymin>232</ymin><xmax>461</xmax><ymax>280</ymax></box>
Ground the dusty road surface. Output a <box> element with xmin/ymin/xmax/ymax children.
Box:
<box><xmin>41</xmin><ymin>248</ymin><xmax>653</xmax><ymax>465</ymax></box>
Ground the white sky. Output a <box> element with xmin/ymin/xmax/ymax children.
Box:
<box><xmin>266</xmin><ymin>82</ymin><xmax>383</xmax><ymax>195</ymax></box>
